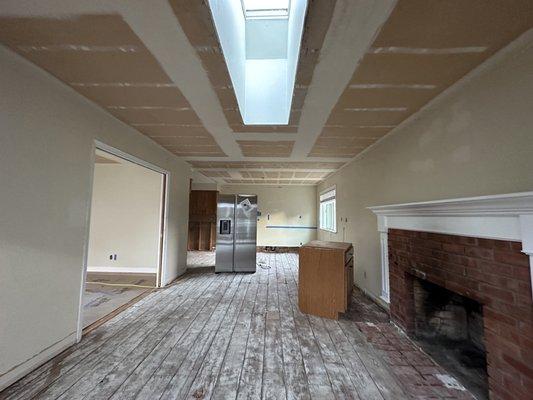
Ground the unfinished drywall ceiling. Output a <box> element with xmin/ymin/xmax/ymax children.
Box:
<box><xmin>237</xmin><ymin>140</ymin><xmax>295</xmax><ymax>158</ymax></box>
<box><xmin>0</xmin><ymin>0</ymin><xmax>530</xmax><ymax>186</ymax></box>
<box><xmin>0</xmin><ymin>14</ymin><xmax>226</xmax><ymax>158</ymax></box>
<box><xmin>309</xmin><ymin>0</ymin><xmax>533</xmax><ymax>158</ymax></box>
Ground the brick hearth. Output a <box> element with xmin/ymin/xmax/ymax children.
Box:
<box><xmin>388</xmin><ymin>229</ymin><xmax>533</xmax><ymax>400</ymax></box>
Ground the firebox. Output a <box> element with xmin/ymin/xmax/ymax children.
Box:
<box><xmin>413</xmin><ymin>278</ymin><xmax>488</xmax><ymax>399</ymax></box>
<box><xmin>387</xmin><ymin>228</ymin><xmax>532</xmax><ymax>400</ymax></box>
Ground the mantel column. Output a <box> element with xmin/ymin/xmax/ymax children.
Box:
<box><xmin>377</xmin><ymin>215</ymin><xmax>390</xmax><ymax>303</ymax></box>
<box><xmin>519</xmin><ymin>215</ymin><xmax>533</xmax><ymax>299</ymax></box>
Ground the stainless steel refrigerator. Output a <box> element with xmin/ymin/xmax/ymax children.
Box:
<box><xmin>215</xmin><ymin>194</ymin><xmax>257</xmax><ymax>273</ymax></box>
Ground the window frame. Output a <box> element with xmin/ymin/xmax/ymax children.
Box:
<box><xmin>319</xmin><ymin>186</ymin><xmax>337</xmax><ymax>233</ymax></box>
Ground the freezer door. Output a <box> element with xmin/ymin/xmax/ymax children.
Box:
<box><xmin>215</xmin><ymin>194</ymin><xmax>235</xmax><ymax>272</ymax></box>
<box><xmin>234</xmin><ymin>194</ymin><xmax>257</xmax><ymax>272</ymax></box>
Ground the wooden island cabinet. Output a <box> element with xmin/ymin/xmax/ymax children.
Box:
<box><xmin>298</xmin><ymin>241</ymin><xmax>354</xmax><ymax>319</ymax></box>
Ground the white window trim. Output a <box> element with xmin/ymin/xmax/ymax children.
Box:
<box><xmin>319</xmin><ymin>185</ymin><xmax>337</xmax><ymax>233</ymax></box>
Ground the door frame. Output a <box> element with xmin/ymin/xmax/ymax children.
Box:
<box><xmin>76</xmin><ymin>140</ymin><xmax>170</xmax><ymax>341</ymax></box>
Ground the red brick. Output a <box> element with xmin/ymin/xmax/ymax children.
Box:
<box><xmin>427</xmin><ymin>232</ymin><xmax>455</xmax><ymax>244</ymax></box>
<box><xmin>502</xmin><ymin>354</ymin><xmax>533</xmax><ymax>379</ymax></box>
<box><xmin>477</xmin><ymin>261</ymin><xmax>514</xmax><ymax>277</ymax></box>
<box><xmin>465</xmin><ymin>246</ymin><xmax>494</xmax><ymax>260</ymax></box>
<box><xmin>456</xmin><ymin>235</ymin><xmax>478</xmax><ymax>245</ymax></box>
<box><xmin>479</xmin><ymin>284</ymin><xmax>515</xmax><ymax>304</ymax></box>
<box><xmin>513</xmin><ymin>266</ymin><xmax>531</xmax><ymax>282</ymax></box>
<box><xmin>478</xmin><ymin>238</ymin><xmax>512</xmax><ymax>250</ymax></box>
<box><xmin>517</xmin><ymin>294</ymin><xmax>533</xmax><ymax>308</ymax></box>
<box><xmin>518</xmin><ymin>282</ymin><xmax>531</xmax><ymax>297</ymax></box>
<box><xmin>494</xmin><ymin>250</ymin><xmax>530</xmax><ymax>267</ymax></box>
<box><xmin>484</xmin><ymin>307</ymin><xmax>518</xmax><ymax>327</ymax></box>
<box><xmin>442</xmin><ymin>243</ymin><xmax>465</xmax><ymax>254</ymax></box>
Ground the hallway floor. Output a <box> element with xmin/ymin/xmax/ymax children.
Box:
<box><xmin>1</xmin><ymin>254</ymin><xmax>475</xmax><ymax>399</ymax></box>
<box><xmin>186</xmin><ymin>250</ymin><xmax>215</xmax><ymax>270</ymax></box>
<box><xmin>82</xmin><ymin>273</ymin><xmax>156</xmax><ymax>328</ymax></box>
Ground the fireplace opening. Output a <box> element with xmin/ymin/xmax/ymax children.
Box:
<box><xmin>413</xmin><ymin>278</ymin><xmax>488</xmax><ymax>399</ymax></box>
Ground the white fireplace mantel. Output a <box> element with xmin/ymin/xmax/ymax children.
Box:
<box><xmin>368</xmin><ymin>192</ymin><xmax>533</xmax><ymax>303</ymax></box>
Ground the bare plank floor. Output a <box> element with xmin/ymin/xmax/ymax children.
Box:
<box><xmin>1</xmin><ymin>253</ymin><xmax>408</xmax><ymax>400</ymax></box>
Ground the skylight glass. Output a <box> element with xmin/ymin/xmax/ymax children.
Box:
<box><xmin>242</xmin><ymin>0</ymin><xmax>290</xmax><ymax>19</ymax></box>
<box><xmin>209</xmin><ymin>0</ymin><xmax>307</xmax><ymax>125</ymax></box>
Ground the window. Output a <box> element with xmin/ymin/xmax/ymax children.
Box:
<box><xmin>319</xmin><ymin>187</ymin><xmax>336</xmax><ymax>232</ymax></box>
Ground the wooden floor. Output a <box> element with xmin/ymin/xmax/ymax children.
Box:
<box><xmin>83</xmin><ymin>273</ymin><xmax>155</xmax><ymax>328</ymax></box>
<box><xmin>1</xmin><ymin>253</ymin><xmax>408</xmax><ymax>400</ymax></box>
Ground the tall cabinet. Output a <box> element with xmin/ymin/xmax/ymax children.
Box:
<box><xmin>188</xmin><ymin>190</ymin><xmax>217</xmax><ymax>251</ymax></box>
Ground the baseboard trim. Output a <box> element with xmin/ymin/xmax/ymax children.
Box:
<box><xmin>355</xmin><ymin>284</ymin><xmax>390</xmax><ymax>312</ymax></box>
<box><xmin>87</xmin><ymin>266</ymin><xmax>157</xmax><ymax>274</ymax></box>
<box><xmin>0</xmin><ymin>332</ymin><xmax>77</xmax><ymax>391</ymax></box>
<box><xmin>257</xmin><ymin>246</ymin><xmax>299</xmax><ymax>253</ymax></box>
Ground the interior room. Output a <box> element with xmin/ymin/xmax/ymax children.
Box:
<box><xmin>0</xmin><ymin>1</ymin><xmax>532</xmax><ymax>400</ymax></box>
<box><xmin>82</xmin><ymin>149</ymin><xmax>164</xmax><ymax>329</ymax></box>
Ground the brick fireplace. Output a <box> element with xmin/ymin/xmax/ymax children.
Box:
<box><xmin>388</xmin><ymin>229</ymin><xmax>532</xmax><ymax>399</ymax></box>
<box><xmin>369</xmin><ymin>192</ymin><xmax>533</xmax><ymax>400</ymax></box>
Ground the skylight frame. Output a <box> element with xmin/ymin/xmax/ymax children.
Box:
<box><xmin>241</xmin><ymin>0</ymin><xmax>290</xmax><ymax>20</ymax></box>
<box><xmin>209</xmin><ymin>0</ymin><xmax>306</xmax><ymax>125</ymax></box>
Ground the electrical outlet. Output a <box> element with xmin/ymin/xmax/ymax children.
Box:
<box><xmin>363</xmin><ymin>270</ymin><xmax>367</xmax><ymax>279</ymax></box>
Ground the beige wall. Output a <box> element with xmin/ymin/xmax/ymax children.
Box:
<box><xmin>88</xmin><ymin>163</ymin><xmax>163</xmax><ymax>272</ymax></box>
<box><xmin>318</xmin><ymin>34</ymin><xmax>533</xmax><ymax>304</ymax></box>
<box><xmin>221</xmin><ymin>185</ymin><xmax>317</xmax><ymax>247</ymax></box>
<box><xmin>0</xmin><ymin>46</ymin><xmax>194</xmax><ymax>389</ymax></box>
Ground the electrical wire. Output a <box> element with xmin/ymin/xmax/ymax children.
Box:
<box><xmin>257</xmin><ymin>261</ymin><xmax>271</xmax><ymax>269</ymax></box>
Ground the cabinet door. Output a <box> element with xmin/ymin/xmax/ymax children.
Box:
<box><xmin>344</xmin><ymin>266</ymin><xmax>349</xmax><ymax>309</ymax></box>
<box><xmin>346</xmin><ymin>266</ymin><xmax>354</xmax><ymax>306</ymax></box>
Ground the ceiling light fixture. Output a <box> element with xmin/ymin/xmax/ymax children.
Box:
<box><xmin>208</xmin><ymin>0</ymin><xmax>307</xmax><ymax>125</ymax></box>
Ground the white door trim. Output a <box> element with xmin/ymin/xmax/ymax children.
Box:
<box><xmin>76</xmin><ymin>141</ymin><xmax>170</xmax><ymax>341</ymax></box>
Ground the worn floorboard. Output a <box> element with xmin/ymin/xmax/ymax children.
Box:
<box><xmin>1</xmin><ymin>253</ymin><xmax>416</xmax><ymax>400</ymax></box>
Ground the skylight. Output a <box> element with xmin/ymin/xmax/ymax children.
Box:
<box><xmin>242</xmin><ymin>0</ymin><xmax>290</xmax><ymax>19</ymax></box>
<box><xmin>209</xmin><ymin>0</ymin><xmax>307</xmax><ymax>125</ymax></box>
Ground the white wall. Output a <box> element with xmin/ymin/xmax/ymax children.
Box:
<box><xmin>88</xmin><ymin>163</ymin><xmax>163</xmax><ymax>272</ymax></box>
<box><xmin>221</xmin><ymin>185</ymin><xmax>317</xmax><ymax>247</ymax></box>
<box><xmin>0</xmin><ymin>46</ymin><xmax>194</xmax><ymax>389</ymax></box>
<box><xmin>317</xmin><ymin>34</ymin><xmax>533</xmax><ymax>304</ymax></box>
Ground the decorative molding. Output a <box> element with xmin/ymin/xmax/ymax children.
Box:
<box><xmin>87</xmin><ymin>266</ymin><xmax>157</xmax><ymax>274</ymax></box>
<box><xmin>369</xmin><ymin>192</ymin><xmax>533</xmax><ymax>302</ymax></box>
<box><xmin>369</xmin><ymin>191</ymin><xmax>533</xmax><ymax>217</ymax></box>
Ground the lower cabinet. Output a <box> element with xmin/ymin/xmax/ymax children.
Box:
<box><xmin>298</xmin><ymin>240</ymin><xmax>354</xmax><ymax>319</ymax></box>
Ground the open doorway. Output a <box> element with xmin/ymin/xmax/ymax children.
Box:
<box><xmin>186</xmin><ymin>189</ymin><xmax>217</xmax><ymax>271</ymax></box>
<box><xmin>81</xmin><ymin>145</ymin><xmax>167</xmax><ymax>333</ymax></box>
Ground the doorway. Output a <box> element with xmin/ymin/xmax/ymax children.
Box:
<box><xmin>79</xmin><ymin>143</ymin><xmax>168</xmax><ymax>335</ymax></box>
<box><xmin>187</xmin><ymin>189</ymin><xmax>217</xmax><ymax>270</ymax></box>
